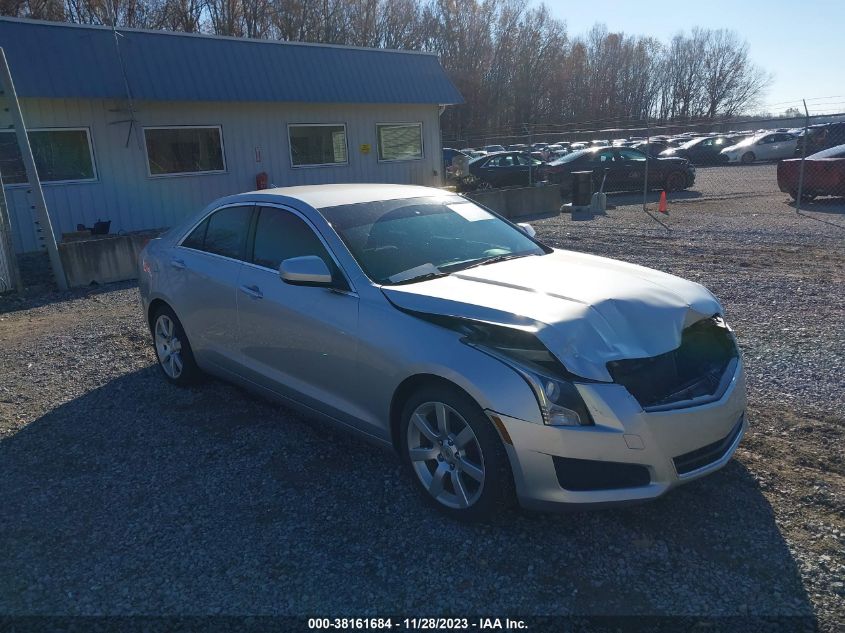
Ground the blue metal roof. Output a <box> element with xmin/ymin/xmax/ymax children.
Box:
<box><xmin>0</xmin><ymin>18</ymin><xmax>463</xmax><ymax>105</ymax></box>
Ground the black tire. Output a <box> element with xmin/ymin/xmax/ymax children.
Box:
<box><xmin>741</xmin><ymin>151</ymin><xmax>755</xmax><ymax>164</ymax></box>
<box><xmin>399</xmin><ymin>383</ymin><xmax>515</xmax><ymax>522</ymax></box>
<box><xmin>150</xmin><ymin>304</ymin><xmax>202</xmax><ymax>386</ymax></box>
<box><xmin>665</xmin><ymin>171</ymin><xmax>687</xmax><ymax>192</ymax></box>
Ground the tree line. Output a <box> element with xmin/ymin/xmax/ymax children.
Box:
<box><xmin>1</xmin><ymin>0</ymin><xmax>771</xmax><ymax>144</ymax></box>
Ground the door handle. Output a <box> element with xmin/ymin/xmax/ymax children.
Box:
<box><xmin>239</xmin><ymin>284</ymin><xmax>263</xmax><ymax>300</ymax></box>
<box><xmin>170</xmin><ymin>258</ymin><xmax>186</xmax><ymax>270</ymax></box>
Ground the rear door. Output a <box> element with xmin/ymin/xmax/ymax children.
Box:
<box><xmin>770</xmin><ymin>133</ymin><xmax>797</xmax><ymax>159</ymax></box>
<box><xmin>169</xmin><ymin>204</ymin><xmax>254</xmax><ymax>372</ymax></box>
<box><xmin>592</xmin><ymin>148</ymin><xmax>619</xmax><ymax>190</ymax></box>
<box><xmin>615</xmin><ymin>148</ymin><xmax>649</xmax><ymax>190</ymax></box>
<box><xmin>235</xmin><ymin>205</ymin><xmax>364</xmax><ymax>427</ymax></box>
<box><xmin>756</xmin><ymin>134</ymin><xmax>777</xmax><ymax>159</ymax></box>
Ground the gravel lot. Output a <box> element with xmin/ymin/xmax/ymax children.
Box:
<box><xmin>1</xmin><ymin>175</ymin><xmax>843</xmax><ymax>631</ymax></box>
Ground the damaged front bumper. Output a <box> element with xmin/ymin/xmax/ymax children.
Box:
<box><xmin>491</xmin><ymin>357</ymin><xmax>747</xmax><ymax>509</ymax></box>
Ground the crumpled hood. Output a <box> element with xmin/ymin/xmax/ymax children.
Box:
<box><xmin>382</xmin><ymin>249</ymin><xmax>722</xmax><ymax>382</ymax></box>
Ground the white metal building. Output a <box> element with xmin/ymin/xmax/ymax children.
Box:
<box><xmin>0</xmin><ymin>18</ymin><xmax>463</xmax><ymax>254</ymax></box>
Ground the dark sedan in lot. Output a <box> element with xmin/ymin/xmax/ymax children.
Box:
<box><xmin>466</xmin><ymin>151</ymin><xmax>545</xmax><ymax>189</ymax></box>
<box><xmin>540</xmin><ymin>147</ymin><xmax>695</xmax><ymax>192</ymax></box>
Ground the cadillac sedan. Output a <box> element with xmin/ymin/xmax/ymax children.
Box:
<box><xmin>139</xmin><ymin>184</ymin><xmax>746</xmax><ymax>520</ymax></box>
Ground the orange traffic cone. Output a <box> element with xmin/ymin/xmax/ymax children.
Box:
<box><xmin>658</xmin><ymin>190</ymin><xmax>668</xmax><ymax>214</ymax></box>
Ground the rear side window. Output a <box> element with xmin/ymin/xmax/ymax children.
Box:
<box><xmin>252</xmin><ymin>207</ymin><xmax>335</xmax><ymax>272</ymax></box>
<box><xmin>182</xmin><ymin>205</ymin><xmax>253</xmax><ymax>260</ymax></box>
<box><xmin>182</xmin><ymin>218</ymin><xmax>208</xmax><ymax>250</ymax></box>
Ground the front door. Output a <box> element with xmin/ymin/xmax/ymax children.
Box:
<box><xmin>236</xmin><ymin>205</ymin><xmax>363</xmax><ymax>426</ymax></box>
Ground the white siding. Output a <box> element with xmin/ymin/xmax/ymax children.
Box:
<box><xmin>2</xmin><ymin>99</ymin><xmax>444</xmax><ymax>253</ymax></box>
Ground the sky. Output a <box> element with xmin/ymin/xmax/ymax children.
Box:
<box><xmin>546</xmin><ymin>0</ymin><xmax>845</xmax><ymax>116</ymax></box>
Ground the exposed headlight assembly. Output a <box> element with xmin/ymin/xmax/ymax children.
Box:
<box><xmin>405</xmin><ymin>312</ymin><xmax>595</xmax><ymax>426</ymax></box>
<box><xmin>470</xmin><ymin>344</ymin><xmax>593</xmax><ymax>426</ymax></box>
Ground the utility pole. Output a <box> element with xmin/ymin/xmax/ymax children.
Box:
<box><xmin>0</xmin><ymin>48</ymin><xmax>66</xmax><ymax>289</ymax></box>
<box><xmin>795</xmin><ymin>99</ymin><xmax>810</xmax><ymax>214</ymax></box>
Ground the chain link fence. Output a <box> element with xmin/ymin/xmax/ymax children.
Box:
<box><xmin>0</xmin><ymin>178</ymin><xmax>21</xmax><ymax>293</ymax></box>
<box><xmin>444</xmin><ymin>113</ymin><xmax>845</xmax><ymax>221</ymax></box>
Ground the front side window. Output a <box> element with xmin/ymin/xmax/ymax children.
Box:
<box><xmin>144</xmin><ymin>126</ymin><xmax>225</xmax><ymax>176</ymax></box>
<box><xmin>183</xmin><ymin>205</ymin><xmax>252</xmax><ymax>260</ymax></box>
<box><xmin>252</xmin><ymin>207</ymin><xmax>333</xmax><ymax>270</ymax></box>
<box><xmin>617</xmin><ymin>149</ymin><xmax>646</xmax><ymax>162</ymax></box>
<box><xmin>377</xmin><ymin>123</ymin><xmax>423</xmax><ymax>161</ymax></box>
<box><xmin>0</xmin><ymin>129</ymin><xmax>96</xmax><ymax>184</ymax></box>
<box><xmin>320</xmin><ymin>195</ymin><xmax>547</xmax><ymax>285</ymax></box>
<box><xmin>288</xmin><ymin>124</ymin><xmax>348</xmax><ymax>167</ymax></box>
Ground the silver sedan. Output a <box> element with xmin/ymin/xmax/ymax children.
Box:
<box><xmin>139</xmin><ymin>184</ymin><xmax>746</xmax><ymax>520</ymax></box>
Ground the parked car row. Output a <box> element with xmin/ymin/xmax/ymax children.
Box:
<box><xmin>445</xmin><ymin>122</ymin><xmax>845</xmax><ymax>198</ymax></box>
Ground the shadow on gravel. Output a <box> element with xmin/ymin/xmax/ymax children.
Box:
<box><xmin>788</xmin><ymin>197</ymin><xmax>845</xmax><ymax>215</ymax></box>
<box><xmin>0</xmin><ymin>368</ymin><xmax>817</xmax><ymax>625</ymax></box>
<box><xmin>606</xmin><ymin>190</ymin><xmax>703</xmax><ymax>206</ymax></box>
<box><xmin>0</xmin><ymin>281</ymin><xmax>138</xmax><ymax>316</ymax></box>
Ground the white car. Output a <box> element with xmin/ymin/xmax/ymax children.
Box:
<box><xmin>721</xmin><ymin>132</ymin><xmax>798</xmax><ymax>164</ymax></box>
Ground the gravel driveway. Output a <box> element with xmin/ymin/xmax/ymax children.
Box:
<box><xmin>1</xmin><ymin>189</ymin><xmax>842</xmax><ymax>631</ymax></box>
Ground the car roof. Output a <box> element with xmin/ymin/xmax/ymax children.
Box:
<box><xmin>223</xmin><ymin>183</ymin><xmax>448</xmax><ymax>210</ymax></box>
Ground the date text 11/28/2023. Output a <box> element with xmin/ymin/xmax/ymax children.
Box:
<box><xmin>307</xmin><ymin>618</ymin><xmax>528</xmax><ymax>630</ymax></box>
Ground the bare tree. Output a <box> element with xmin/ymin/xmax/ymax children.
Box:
<box><xmin>0</xmin><ymin>0</ymin><xmax>773</xmax><ymax>139</ymax></box>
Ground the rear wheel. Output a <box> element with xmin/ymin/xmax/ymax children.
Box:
<box><xmin>152</xmin><ymin>305</ymin><xmax>201</xmax><ymax>386</ymax></box>
<box><xmin>741</xmin><ymin>151</ymin><xmax>755</xmax><ymax>164</ymax></box>
<box><xmin>665</xmin><ymin>171</ymin><xmax>687</xmax><ymax>192</ymax></box>
<box><xmin>400</xmin><ymin>384</ymin><xmax>514</xmax><ymax>521</ymax></box>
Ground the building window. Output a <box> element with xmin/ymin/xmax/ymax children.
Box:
<box><xmin>376</xmin><ymin>123</ymin><xmax>423</xmax><ymax>161</ymax></box>
<box><xmin>0</xmin><ymin>128</ymin><xmax>97</xmax><ymax>184</ymax></box>
<box><xmin>288</xmin><ymin>124</ymin><xmax>348</xmax><ymax>167</ymax></box>
<box><xmin>144</xmin><ymin>126</ymin><xmax>226</xmax><ymax>176</ymax></box>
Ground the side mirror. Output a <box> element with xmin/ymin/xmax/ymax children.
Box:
<box><xmin>517</xmin><ymin>222</ymin><xmax>536</xmax><ymax>238</ymax></box>
<box><xmin>279</xmin><ymin>255</ymin><xmax>333</xmax><ymax>286</ymax></box>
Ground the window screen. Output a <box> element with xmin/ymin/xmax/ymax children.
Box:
<box><xmin>289</xmin><ymin>125</ymin><xmax>347</xmax><ymax>166</ymax></box>
<box><xmin>201</xmin><ymin>206</ymin><xmax>253</xmax><ymax>260</ymax></box>
<box><xmin>0</xmin><ymin>129</ymin><xmax>96</xmax><ymax>184</ymax></box>
<box><xmin>377</xmin><ymin>124</ymin><xmax>423</xmax><ymax>161</ymax></box>
<box><xmin>144</xmin><ymin>127</ymin><xmax>225</xmax><ymax>176</ymax></box>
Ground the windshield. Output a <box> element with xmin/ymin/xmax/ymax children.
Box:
<box><xmin>319</xmin><ymin>196</ymin><xmax>547</xmax><ymax>285</ymax></box>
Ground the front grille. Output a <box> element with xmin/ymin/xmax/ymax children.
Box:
<box><xmin>552</xmin><ymin>456</ymin><xmax>651</xmax><ymax>491</ymax></box>
<box><xmin>673</xmin><ymin>416</ymin><xmax>744</xmax><ymax>476</ymax></box>
<box><xmin>607</xmin><ymin>316</ymin><xmax>738</xmax><ymax>409</ymax></box>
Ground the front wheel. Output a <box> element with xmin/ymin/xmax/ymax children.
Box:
<box><xmin>400</xmin><ymin>384</ymin><xmax>514</xmax><ymax>521</ymax></box>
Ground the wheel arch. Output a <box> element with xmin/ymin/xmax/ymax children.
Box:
<box><xmin>389</xmin><ymin>374</ymin><xmax>480</xmax><ymax>454</ymax></box>
<box><xmin>147</xmin><ymin>298</ymin><xmax>171</xmax><ymax>332</ymax></box>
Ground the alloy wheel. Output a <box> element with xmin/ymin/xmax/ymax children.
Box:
<box><xmin>406</xmin><ymin>401</ymin><xmax>485</xmax><ymax>509</ymax></box>
<box><xmin>154</xmin><ymin>314</ymin><xmax>184</xmax><ymax>379</ymax></box>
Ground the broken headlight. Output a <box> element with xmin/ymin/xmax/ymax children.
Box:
<box><xmin>406</xmin><ymin>313</ymin><xmax>594</xmax><ymax>426</ymax></box>
<box><xmin>474</xmin><ymin>346</ymin><xmax>593</xmax><ymax>426</ymax></box>
<box><xmin>456</xmin><ymin>322</ymin><xmax>593</xmax><ymax>426</ymax></box>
